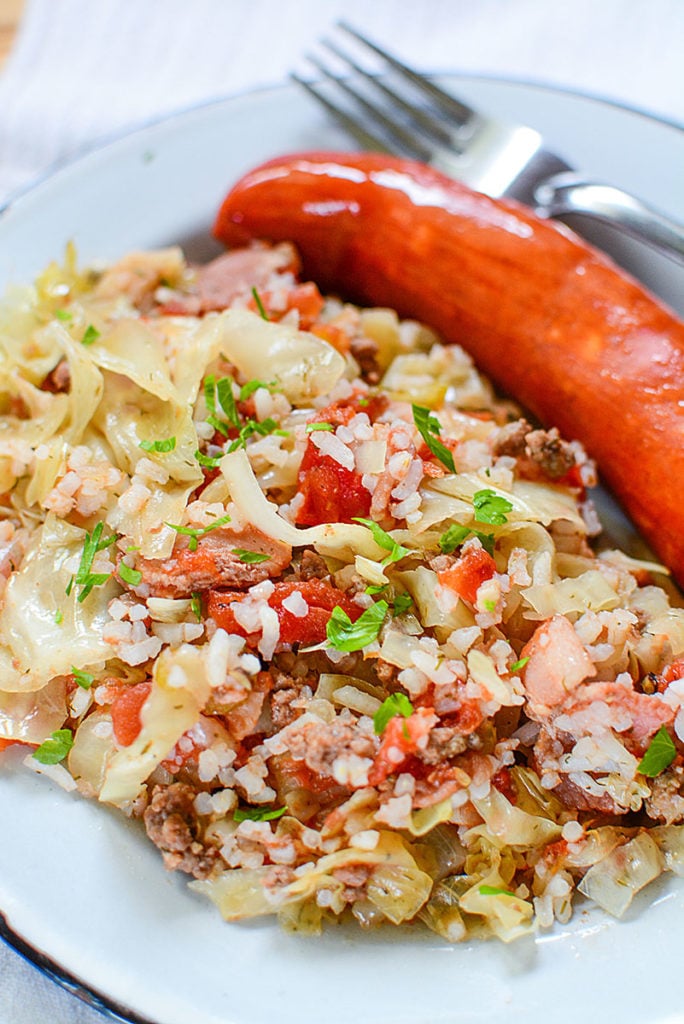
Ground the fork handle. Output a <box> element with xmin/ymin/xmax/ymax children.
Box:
<box><xmin>534</xmin><ymin>173</ymin><xmax>684</xmax><ymax>265</ymax></box>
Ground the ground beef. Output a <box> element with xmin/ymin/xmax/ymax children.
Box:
<box><xmin>285</xmin><ymin>720</ymin><xmax>377</xmax><ymax>777</ymax></box>
<box><xmin>419</xmin><ymin>726</ymin><xmax>468</xmax><ymax>765</ymax></box>
<box><xmin>40</xmin><ymin>358</ymin><xmax>71</xmax><ymax>394</ymax></box>
<box><xmin>349</xmin><ymin>335</ymin><xmax>381</xmax><ymax>384</ymax></box>
<box><xmin>143</xmin><ymin>782</ymin><xmax>218</xmax><ymax>879</ymax></box>
<box><xmin>492</xmin><ymin>418</ymin><xmax>576</xmax><ymax>479</ymax></box>
<box><xmin>270</xmin><ymin>687</ymin><xmax>304</xmax><ymax>730</ymax></box>
<box><xmin>645</xmin><ymin>767</ymin><xmax>684</xmax><ymax>824</ymax></box>
<box><xmin>525</xmin><ymin>428</ymin><xmax>576</xmax><ymax>478</ymax></box>
<box><xmin>375</xmin><ymin>658</ymin><xmax>402</xmax><ymax>688</ymax></box>
<box><xmin>298</xmin><ymin>549</ymin><xmax>330</xmax><ymax>581</ymax></box>
<box><xmin>492</xmin><ymin>418</ymin><xmax>531</xmax><ymax>458</ymax></box>
<box><xmin>135</xmin><ymin>529</ymin><xmax>291</xmax><ymax>598</ymax></box>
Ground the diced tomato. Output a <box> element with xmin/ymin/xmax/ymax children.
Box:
<box><xmin>295</xmin><ymin>449</ymin><xmax>371</xmax><ymax>526</ymax></box>
<box><xmin>274</xmin><ymin>755</ymin><xmax>337</xmax><ymax>794</ymax></box>
<box><xmin>208</xmin><ymin>579</ymin><xmax>361</xmax><ymax>648</ymax></box>
<box><xmin>663</xmin><ymin>658</ymin><xmax>684</xmax><ymax>685</ymax></box>
<box><xmin>437</xmin><ymin>545</ymin><xmax>497</xmax><ymax>605</ymax></box>
<box><xmin>284</xmin><ymin>282</ymin><xmax>326</xmax><ymax>329</ymax></box>
<box><xmin>368</xmin><ymin>706</ymin><xmax>437</xmax><ymax>786</ymax></box>
<box><xmin>295</xmin><ymin>402</ymin><xmax>371</xmax><ymax>525</ymax></box>
<box><xmin>310</xmin><ymin>322</ymin><xmax>351</xmax><ymax>355</ymax></box>
<box><xmin>0</xmin><ymin>737</ymin><xmax>33</xmax><ymax>752</ymax></box>
<box><xmin>111</xmin><ymin>681</ymin><xmax>152</xmax><ymax>747</ymax></box>
<box><xmin>491</xmin><ymin>767</ymin><xmax>517</xmax><ymax>803</ymax></box>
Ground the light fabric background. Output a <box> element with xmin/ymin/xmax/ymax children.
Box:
<box><xmin>0</xmin><ymin>0</ymin><xmax>683</xmax><ymax>1021</ymax></box>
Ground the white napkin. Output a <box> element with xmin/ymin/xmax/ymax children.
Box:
<box><xmin>0</xmin><ymin>1</ymin><xmax>683</xmax><ymax>1022</ymax></box>
<box><xmin>0</xmin><ymin>0</ymin><xmax>683</xmax><ymax>206</ymax></box>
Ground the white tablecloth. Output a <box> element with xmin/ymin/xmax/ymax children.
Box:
<box><xmin>0</xmin><ymin>0</ymin><xmax>683</xmax><ymax>1021</ymax></box>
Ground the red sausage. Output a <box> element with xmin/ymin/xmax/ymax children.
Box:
<box><xmin>214</xmin><ymin>151</ymin><xmax>684</xmax><ymax>586</ymax></box>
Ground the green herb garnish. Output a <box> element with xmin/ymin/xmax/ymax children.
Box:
<box><xmin>66</xmin><ymin>521</ymin><xmax>115</xmax><ymax>602</ymax></box>
<box><xmin>472</xmin><ymin>488</ymin><xmax>513</xmax><ymax>526</ymax></box>
<box><xmin>233</xmin><ymin>805</ymin><xmax>286</xmax><ymax>823</ymax></box>
<box><xmin>439</xmin><ymin>523</ymin><xmax>495</xmax><ymax>556</ymax></box>
<box><xmin>119</xmin><ymin>563</ymin><xmax>143</xmax><ymax>586</ymax></box>
<box><xmin>509</xmin><ymin>657</ymin><xmax>529</xmax><ymax>674</ymax></box>
<box><xmin>166</xmin><ymin>513</ymin><xmax>232</xmax><ymax>552</ymax></box>
<box><xmin>305</xmin><ymin>422</ymin><xmax>335</xmax><ymax>433</ymax></box>
<box><xmin>373</xmin><ymin>692</ymin><xmax>414</xmax><ymax>734</ymax></box>
<box><xmin>33</xmin><ymin>729</ymin><xmax>74</xmax><ymax>765</ymax></box>
<box><xmin>54</xmin><ymin>309</ymin><xmax>73</xmax><ymax>322</ymax></box>
<box><xmin>139</xmin><ymin>436</ymin><xmax>176</xmax><ymax>453</ymax></box>
<box><xmin>251</xmin><ymin>287</ymin><xmax>270</xmax><ymax>320</ymax></box>
<box><xmin>227</xmin><ymin>416</ymin><xmax>288</xmax><ymax>453</ymax></box>
<box><xmin>190</xmin><ymin>592</ymin><xmax>202</xmax><ymax>622</ymax></box>
<box><xmin>204</xmin><ymin>374</ymin><xmax>240</xmax><ymax>436</ymax></box>
<box><xmin>393</xmin><ymin>593</ymin><xmax>414</xmax><ymax>616</ymax></box>
<box><xmin>81</xmin><ymin>324</ymin><xmax>100</xmax><ymax>346</ymax></box>
<box><xmin>478</xmin><ymin>884</ymin><xmax>516</xmax><ymax>897</ymax></box>
<box><xmin>412</xmin><ymin>404</ymin><xmax>455</xmax><ymax>473</ymax></box>
<box><xmin>353</xmin><ymin>517</ymin><xmax>410</xmax><ymax>568</ymax></box>
<box><xmin>232</xmin><ymin>549</ymin><xmax>270</xmax><ymax>565</ymax></box>
<box><xmin>195</xmin><ymin>449</ymin><xmax>224</xmax><ymax>469</ymax></box>
<box><xmin>365</xmin><ymin>584</ymin><xmax>388</xmax><ymax>596</ymax></box>
<box><xmin>239</xmin><ymin>379</ymin><xmax>277</xmax><ymax>401</ymax></box>
<box><xmin>71</xmin><ymin>667</ymin><xmax>95</xmax><ymax>690</ymax></box>
<box><xmin>637</xmin><ymin>725</ymin><xmax>677</xmax><ymax>777</ymax></box>
<box><xmin>326</xmin><ymin>600</ymin><xmax>389</xmax><ymax>652</ymax></box>
<box><xmin>54</xmin><ymin>609</ymin><xmax>64</xmax><ymax>625</ymax></box>
<box><xmin>482</xmin><ymin>598</ymin><xmax>497</xmax><ymax>613</ymax></box>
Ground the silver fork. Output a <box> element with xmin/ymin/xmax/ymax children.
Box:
<box><xmin>293</xmin><ymin>22</ymin><xmax>684</xmax><ymax>264</ymax></box>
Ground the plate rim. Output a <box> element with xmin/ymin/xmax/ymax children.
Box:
<box><xmin>0</xmin><ymin>70</ymin><xmax>683</xmax><ymax>1024</ymax></box>
<box><xmin>1</xmin><ymin>68</ymin><xmax>682</xmax><ymax>220</ymax></box>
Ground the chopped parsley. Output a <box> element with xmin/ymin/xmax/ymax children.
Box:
<box><xmin>81</xmin><ymin>324</ymin><xmax>100</xmax><ymax>346</ymax></box>
<box><xmin>472</xmin><ymin>488</ymin><xmax>513</xmax><ymax>525</ymax></box>
<box><xmin>478</xmin><ymin>884</ymin><xmax>516</xmax><ymax>897</ymax></box>
<box><xmin>54</xmin><ymin>609</ymin><xmax>64</xmax><ymax>625</ymax></box>
<box><xmin>166</xmin><ymin>513</ymin><xmax>232</xmax><ymax>552</ymax></box>
<box><xmin>412</xmin><ymin>404</ymin><xmax>455</xmax><ymax>473</ymax></box>
<box><xmin>118</xmin><ymin>563</ymin><xmax>143</xmax><ymax>586</ymax></box>
<box><xmin>139</xmin><ymin>436</ymin><xmax>176</xmax><ymax>453</ymax></box>
<box><xmin>251</xmin><ymin>287</ymin><xmax>270</xmax><ymax>320</ymax></box>
<box><xmin>393</xmin><ymin>593</ymin><xmax>414</xmax><ymax>616</ymax></box>
<box><xmin>232</xmin><ymin>548</ymin><xmax>270</xmax><ymax>565</ymax></box>
<box><xmin>195</xmin><ymin>448</ymin><xmax>224</xmax><ymax>469</ymax></box>
<box><xmin>239</xmin><ymin>379</ymin><xmax>277</xmax><ymax>401</ymax></box>
<box><xmin>71</xmin><ymin>667</ymin><xmax>95</xmax><ymax>690</ymax></box>
<box><xmin>190</xmin><ymin>592</ymin><xmax>202</xmax><ymax>621</ymax></box>
<box><xmin>66</xmin><ymin>521</ymin><xmax>116</xmax><ymax>602</ymax></box>
<box><xmin>233</xmin><ymin>805</ymin><xmax>286</xmax><ymax>823</ymax></box>
<box><xmin>637</xmin><ymin>725</ymin><xmax>677</xmax><ymax>777</ymax></box>
<box><xmin>326</xmin><ymin>600</ymin><xmax>389</xmax><ymax>652</ymax></box>
<box><xmin>439</xmin><ymin>523</ymin><xmax>495</xmax><ymax>556</ymax></box>
<box><xmin>305</xmin><ymin>422</ymin><xmax>335</xmax><ymax>433</ymax></box>
<box><xmin>509</xmin><ymin>657</ymin><xmax>529</xmax><ymax>674</ymax></box>
<box><xmin>204</xmin><ymin>374</ymin><xmax>240</xmax><ymax>436</ymax></box>
<box><xmin>373</xmin><ymin>692</ymin><xmax>414</xmax><ymax>734</ymax></box>
<box><xmin>54</xmin><ymin>309</ymin><xmax>73</xmax><ymax>322</ymax></box>
<box><xmin>227</xmin><ymin>416</ymin><xmax>288</xmax><ymax>453</ymax></box>
<box><xmin>33</xmin><ymin>729</ymin><xmax>74</xmax><ymax>765</ymax></box>
<box><xmin>353</xmin><ymin>517</ymin><xmax>410</xmax><ymax>568</ymax></box>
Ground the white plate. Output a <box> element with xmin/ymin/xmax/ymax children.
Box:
<box><xmin>1</xmin><ymin>77</ymin><xmax>684</xmax><ymax>1024</ymax></box>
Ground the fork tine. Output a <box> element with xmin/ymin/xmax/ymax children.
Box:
<box><xmin>304</xmin><ymin>54</ymin><xmax>433</xmax><ymax>162</ymax></box>
<box><xmin>290</xmin><ymin>73</ymin><xmax>394</xmax><ymax>154</ymax></box>
<box><xmin>320</xmin><ymin>36</ymin><xmax>454</xmax><ymax>148</ymax></box>
<box><xmin>338</xmin><ymin>20</ymin><xmax>476</xmax><ymax>126</ymax></box>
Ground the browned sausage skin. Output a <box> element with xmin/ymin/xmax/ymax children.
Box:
<box><xmin>214</xmin><ymin>151</ymin><xmax>684</xmax><ymax>586</ymax></box>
